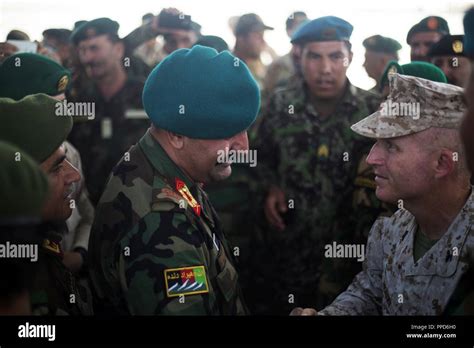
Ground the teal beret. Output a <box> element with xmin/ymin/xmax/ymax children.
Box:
<box><xmin>464</xmin><ymin>8</ymin><xmax>474</xmax><ymax>57</ymax></box>
<box><xmin>0</xmin><ymin>53</ymin><xmax>71</xmax><ymax>101</ymax></box>
<box><xmin>363</xmin><ymin>35</ymin><xmax>402</xmax><ymax>54</ymax></box>
<box><xmin>0</xmin><ymin>94</ymin><xmax>72</xmax><ymax>163</ymax></box>
<box><xmin>71</xmin><ymin>17</ymin><xmax>119</xmax><ymax>45</ymax></box>
<box><xmin>0</xmin><ymin>140</ymin><xmax>49</xmax><ymax>224</ymax></box>
<box><xmin>380</xmin><ymin>61</ymin><xmax>447</xmax><ymax>91</ymax></box>
<box><xmin>428</xmin><ymin>35</ymin><xmax>466</xmax><ymax>57</ymax></box>
<box><xmin>291</xmin><ymin>16</ymin><xmax>353</xmax><ymax>45</ymax></box>
<box><xmin>407</xmin><ymin>16</ymin><xmax>450</xmax><ymax>44</ymax></box>
<box><xmin>142</xmin><ymin>45</ymin><xmax>260</xmax><ymax>139</ymax></box>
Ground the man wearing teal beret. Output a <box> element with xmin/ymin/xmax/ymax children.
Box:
<box><xmin>0</xmin><ymin>94</ymin><xmax>93</xmax><ymax>315</ymax></box>
<box><xmin>88</xmin><ymin>45</ymin><xmax>259</xmax><ymax>315</ymax></box>
<box><xmin>255</xmin><ymin>16</ymin><xmax>390</xmax><ymax>314</ymax></box>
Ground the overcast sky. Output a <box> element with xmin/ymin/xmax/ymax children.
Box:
<box><xmin>0</xmin><ymin>0</ymin><xmax>472</xmax><ymax>89</ymax></box>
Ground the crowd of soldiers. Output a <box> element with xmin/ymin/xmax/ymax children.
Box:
<box><xmin>0</xmin><ymin>7</ymin><xmax>473</xmax><ymax>317</ymax></box>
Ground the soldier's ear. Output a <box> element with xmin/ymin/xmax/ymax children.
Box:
<box><xmin>434</xmin><ymin>149</ymin><xmax>456</xmax><ymax>179</ymax></box>
<box><xmin>167</xmin><ymin>131</ymin><xmax>185</xmax><ymax>150</ymax></box>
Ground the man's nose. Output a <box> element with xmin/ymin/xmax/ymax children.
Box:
<box><xmin>64</xmin><ymin>160</ymin><xmax>82</xmax><ymax>185</ymax></box>
<box><xmin>80</xmin><ymin>50</ymin><xmax>94</xmax><ymax>64</ymax></box>
<box><xmin>320</xmin><ymin>56</ymin><xmax>332</xmax><ymax>74</ymax></box>
<box><xmin>231</xmin><ymin>131</ymin><xmax>249</xmax><ymax>151</ymax></box>
<box><xmin>366</xmin><ymin>142</ymin><xmax>384</xmax><ymax>166</ymax></box>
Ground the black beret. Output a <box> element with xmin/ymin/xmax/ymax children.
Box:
<box><xmin>428</xmin><ymin>34</ymin><xmax>466</xmax><ymax>57</ymax></box>
<box><xmin>407</xmin><ymin>16</ymin><xmax>450</xmax><ymax>44</ymax></box>
<box><xmin>70</xmin><ymin>17</ymin><xmax>119</xmax><ymax>45</ymax></box>
<box><xmin>363</xmin><ymin>35</ymin><xmax>402</xmax><ymax>54</ymax></box>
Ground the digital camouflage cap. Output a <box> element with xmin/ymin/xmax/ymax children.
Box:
<box><xmin>351</xmin><ymin>73</ymin><xmax>465</xmax><ymax>139</ymax></box>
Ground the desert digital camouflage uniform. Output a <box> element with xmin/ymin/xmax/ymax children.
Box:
<box><xmin>88</xmin><ymin>130</ymin><xmax>248</xmax><ymax>315</ymax></box>
<box><xmin>317</xmin><ymin>73</ymin><xmax>474</xmax><ymax>315</ymax></box>
<box><xmin>319</xmin><ymin>198</ymin><xmax>474</xmax><ymax>315</ymax></box>
<box><xmin>255</xmin><ymin>76</ymin><xmax>392</xmax><ymax>313</ymax></box>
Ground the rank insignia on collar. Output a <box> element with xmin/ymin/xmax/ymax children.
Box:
<box><xmin>317</xmin><ymin>144</ymin><xmax>329</xmax><ymax>158</ymax></box>
<box><xmin>42</xmin><ymin>238</ymin><xmax>62</xmax><ymax>256</ymax></box>
<box><xmin>164</xmin><ymin>265</ymin><xmax>209</xmax><ymax>297</ymax></box>
<box><xmin>175</xmin><ymin>178</ymin><xmax>201</xmax><ymax>216</ymax></box>
<box><xmin>57</xmin><ymin>75</ymin><xmax>69</xmax><ymax>93</ymax></box>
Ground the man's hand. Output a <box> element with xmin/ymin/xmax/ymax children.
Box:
<box><xmin>264</xmin><ymin>186</ymin><xmax>287</xmax><ymax>231</ymax></box>
<box><xmin>63</xmin><ymin>251</ymin><xmax>84</xmax><ymax>273</ymax></box>
<box><xmin>290</xmin><ymin>307</ymin><xmax>318</xmax><ymax>316</ymax></box>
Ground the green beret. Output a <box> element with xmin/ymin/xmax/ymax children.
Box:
<box><xmin>143</xmin><ymin>45</ymin><xmax>260</xmax><ymax>139</ymax></box>
<box><xmin>363</xmin><ymin>35</ymin><xmax>402</xmax><ymax>54</ymax></box>
<box><xmin>0</xmin><ymin>53</ymin><xmax>71</xmax><ymax>101</ymax></box>
<box><xmin>379</xmin><ymin>61</ymin><xmax>447</xmax><ymax>91</ymax></box>
<box><xmin>0</xmin><ymin>140</ymin><xmax>49</xmax><ymax>225</ymax></box>
<box><xmin>428</xmin><ymin>35</ymin><xmax>466</xmax><ymax>57</ymax></box>
<box><xmin>464</xmin><ymin>7</ymin><xmax>474</xmax><ymax>58</ymax></box>
<box><xmin>406</xmin><ymin>16</ymin><xmax>450</xmax><ymax>44</ymax></box>
<box><xmin>0</xmin><ymin>94</ymin><xmax>72</xmax><ymax>163</ymax></box>
<box><xmin>291</xmin><ymin>16</ymin><xmax>353</xmax><ymax>45</ymax></box>
<box><xmin>71</xmin><ymin>17</ymin><xmax>119</xmax><ymax>45</ymax></box>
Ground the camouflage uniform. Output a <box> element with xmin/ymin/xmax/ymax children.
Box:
<box><xmin>319</xmin><ymin>192</ymin><xmax>474</xmax><ymax>315</ymax></box>
<box><xmin>262</xmin><ymin>53</ymin><xmax>295</xmax><ymax>100</ymax></box>
<box><xmin>67</xmin><ymin>77</ymin><xmax>149</xmax><ymax>205</ymax></box>
<box><xmin>30</xmin><ymin>222</ymin><xmax>93</xmax><ymax>315</ymax></box>
<box><xmin>255</xmin><ymin>77</ymin><xmax>390</xmax><ymax>313</ymax></box>
<box><xmin>88</xmin><ymin>130</ymin><xmax>248</xmax><ymax>315</ymax></box>
<box><xmin>318</xmin><ymin>73</ymin><xmax>473</xmax><ymax>315</ymax></box>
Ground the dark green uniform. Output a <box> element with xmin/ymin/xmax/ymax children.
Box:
<box><xmin>68</xmin><ymin>77</ymin><xmax>149</xmax><ymax>205</ymax></box>
<box><xmin>30</xmin><ymin>223</ymin><xmax>92</xmax><ymax>315</ymax></box>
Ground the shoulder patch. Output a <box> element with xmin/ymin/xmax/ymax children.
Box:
<box><xmin>157</xmin><ymin>187</ymin><xmax>186</xmax><ymax>206</ymax></box>
<box><xmin>164</xmin><ymin>266</ymin><xmax>209</xmax><ymax>297</ymax></box>
<box><xmin>151</xmin><ymin>186</ymin><xmax>187</xmax><ymax>212</ymax></box>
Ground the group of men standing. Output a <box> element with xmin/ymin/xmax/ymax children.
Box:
<box><xmin>0</xmin><ymin>7</ymin><xmax>473</xmax><ymax>317</ymax></box>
